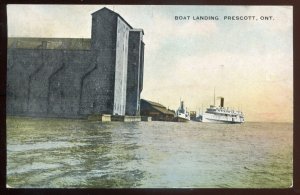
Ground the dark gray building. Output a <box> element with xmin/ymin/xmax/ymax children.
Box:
<box><xmin>126</xmin><ymin>29</ymin><xmax>144</xmax><ymax>116</ymax></box>
<box><xmin>7</xmin><ymin>7</ymin><xmax>145</xmax><ymax>118</ymax></box>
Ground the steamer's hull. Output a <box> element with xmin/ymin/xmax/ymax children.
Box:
<box><xmin>202</xmin><ymin>113</ymin><xmax>244</xmax><ymax>124</ymax></box>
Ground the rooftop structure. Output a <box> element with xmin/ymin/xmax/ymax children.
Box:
<box><xmin>140</xmin><ymin>99</ymin><xmax>175</xmax><ymax>121</ymax></box>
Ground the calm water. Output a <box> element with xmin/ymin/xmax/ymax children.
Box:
<box><xmin>7</xmin><ymin>117</ymin><xmax>292</xmax><ymax>188</ymax></box>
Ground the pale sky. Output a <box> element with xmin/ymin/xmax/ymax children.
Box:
<box><xmin>7</xmin><ymin>5</ymin><xmax>293</xmax><ymax>122</ymax></box>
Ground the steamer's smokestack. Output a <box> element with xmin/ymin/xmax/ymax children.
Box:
<box><xmin>220</xmin><ymin>97</ymin><xmax>224</xmax><ymax>107</ymax></box>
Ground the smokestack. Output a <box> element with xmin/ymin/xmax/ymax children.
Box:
<box><xmin>180</xmin><ymin>101</ymin><xmax>184</xmax><ymax>109</ymax></box>
<box><xmin>220</xmin><ymin>97</ymin><xmax>224</xmax><ymax>107</ymax></box>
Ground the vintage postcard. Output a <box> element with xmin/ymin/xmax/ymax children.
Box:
<box><xmin>6</xmin><ymin>5</ymin><xmax>293</xmax><ymax>188</ymax></box>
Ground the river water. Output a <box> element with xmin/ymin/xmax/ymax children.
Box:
<box><xmin>6</xmin><ymin>117</ymin><xmax>292</xmax><ymax>188</ymax></box>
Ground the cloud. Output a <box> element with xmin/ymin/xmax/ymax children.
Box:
<box><xmin>233</xmin><ymin>6</ymin><xmax>293</xmax><ymax>32</ymax></box>
<box><xmin>142</xmin><ymin>50</ymin><xmax>293</xmax><ymax>122</ymax></box>
<box><xmin>7</xmin><ymin>5</ymin><xmax>95</xmax><ymax>38</ymax></box>
<box><xmin>156</xmin><ymin>18</ymin><xmax>218</xmax><ymax>37</ymax></box>
<box><xmin>141</xmin><ymin>11</ymin><xmax>218</xmax><ymax>53</ymax></box>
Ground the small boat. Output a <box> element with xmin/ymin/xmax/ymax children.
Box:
<box><xmin>174</xmin><ymin>100</ymin><xmax>190</xmax><ymax>122</ymax></box>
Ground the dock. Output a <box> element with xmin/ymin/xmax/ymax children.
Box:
<box><xmin>87</xmin><ymin>114</ymin><xmax>153</xmax><ymax>122</ymax></box>
<box><xmin>87</xmin><ymin>114</ymin><xmax>111</xmax><ymax>122</ymax></box>
<box><xmin>111</xmin><ymin>115</ymin><xmax>141</xmax><ymax>122</ymax></box>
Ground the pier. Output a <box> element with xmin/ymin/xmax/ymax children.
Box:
<box><xmin>87</xmin><ymin>114</ymin><xmax>111</xmax><ymax>122</ymax></box>
<box><xmin>88</xmin><ymin>114</ymin><xmax>152</xmax><ymax>122</ymax></box>
<box><xmin>111</xmin><ymin>115</ymin><xmax>141</xmax><ymax>122</ymax></box>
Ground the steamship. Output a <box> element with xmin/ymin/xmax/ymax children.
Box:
<box><xmin>201</xmin><ymin>95</ymin><xmax>245</xmax><ymax>124</ymax></box>
<box><xmin>174</xmin><ymin>100</ymin><xmax>190</xmax><ymax>122</ymax></box>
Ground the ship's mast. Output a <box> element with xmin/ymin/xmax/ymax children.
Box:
<box><xmin>213</xmin><ymin>87</ymin><xmax>216</xmax><ymax>106</ymax></box>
